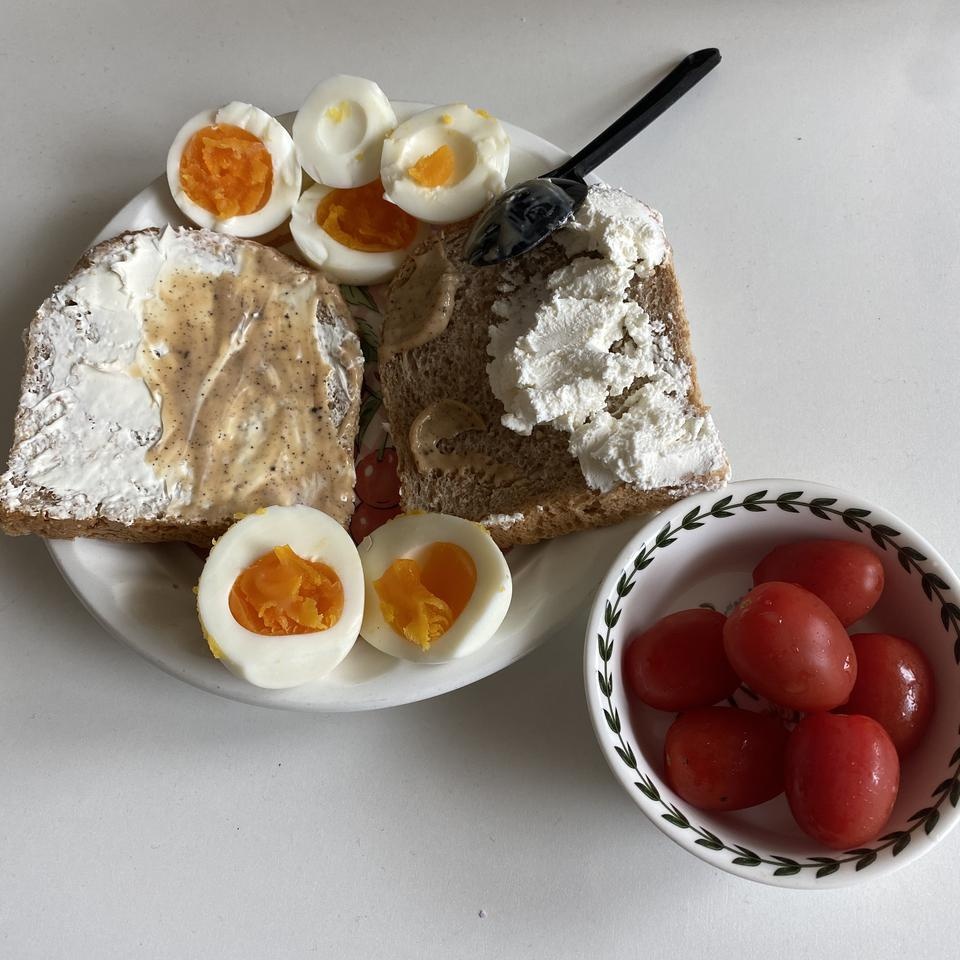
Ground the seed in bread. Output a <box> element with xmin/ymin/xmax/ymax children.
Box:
<box><xmin>0</xmin><ymin>227</ymin><xmax>363</xmax><ymax>545</ymax></box>
<box><xmin>378</xmin><ymin>184</ymin><xmax>730</xmax><ymax>546</ymax></box>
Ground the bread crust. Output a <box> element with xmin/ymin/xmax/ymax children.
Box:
<box><xmin>379</xmin><ymin>218</ymin><xmax>729</xmax><ymax>547</ymax></box>
<box><xmin>0</xmin><ymin>227</ymin><xmax>362</xmax><ymax>545</ymax></box>
<box><xmin>0</xmin><ymin>510</ymin><xmax>228</xmax><ymax>546</ymax></box>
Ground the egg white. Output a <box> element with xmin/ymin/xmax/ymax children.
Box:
<box><xmin>290</xmin><ymin>182</ymin><xmax>429</xmax><ymax>285</ymax></box>
<box><xmin>359</xmin><ymin>513</ymin><xmax>512</xmax><ymax>663</ymax></box>
<box><xmin>197</xmin><ymin>505</ymin><xmax>364</xmax><ymax>689</ymax></box>
<box><xmin>293</xmin><ymin>75</ymin><xmax>397</xmax><ymax>189</ymax></box>
<box><xmin>380</xmin><ymin>104</ymin><xmax>510</xmax><ymax>224</ymax></box>
<box><xmin>166</xmin><ymin>102</ymin><xmax>302</xmax><ymax>238</ymax></box>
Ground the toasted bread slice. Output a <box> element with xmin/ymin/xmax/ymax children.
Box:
<box><xmin>378</xmin><ymin>192</ymin><xmax>729</xmax><ymax>547</ymax></box>
<box><xmin>0</xmin><ymin>227</ymin><xmax>363</xmax><ymax>545</ymax></box>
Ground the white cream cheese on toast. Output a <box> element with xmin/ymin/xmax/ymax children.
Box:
<box><xmin>486</xmin><ymin>185</ymin><xmax>726</xmax><ymax>493</ymax></box>
<box><xmin>1</xmin><ymin>227</ymin><xmax>361</xmax><ymax>528</ymax></box>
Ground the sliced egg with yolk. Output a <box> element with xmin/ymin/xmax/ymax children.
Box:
<box><xmin>197</xmin><ymin>505</ymin><xmax>364</xmax><ymax>688</ymax></box>
<box><xmin>359</xmin><ymin>513</ymin><xmax>512</xmax><ymax>663</ymax></box>
<box><xmin>293</xmin><ymin>75</ymin><xmax>397</xmax><ymax>189</ymax></box>
<box><xmin>166</xmin><ymin>102</ymin><xmax>301</xmax><ymax>237</ymax></box>
<box><xmin>380</xmin><ymin>104</ymin><xmax>510</xmax><ymax>224</ymax></box>
<box><xmin>290</xmin><ymin>180</ymin><xmax>428</xmax><ymax>285</ymax></box>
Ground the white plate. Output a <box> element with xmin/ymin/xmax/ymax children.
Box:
<box><xmin>47</xmin><ymin>102</ymin><xmax>642</xmax><ymax>711</ymax></box>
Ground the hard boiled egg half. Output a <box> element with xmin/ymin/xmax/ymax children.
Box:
<box><xmin>359</xmin><ymin>513</ymin><xmax>512</xmax><ymax>663</ymax></box>
<box><xmin>293</xmin><ymin>75</ymin><xmax>397</xmax><ymax>189</ymax></box>
<box><xmin>290</xmin><ymin>180</ymin><xmax>428</xmax><ymax>285</ymax></box>
<box><xmin>380</xmin><ymin>104</ymin><xmax>510</xmax><ymax>224</ymax></box>
<box><xmin>197</xmin><ymin>505</ymin><xmax>364</xmax><ymax>688</ymax></box>
<box><xmin>167</xmin><ymin>102</ymin><xmax>301</xmax><ymax>237</ymax></box>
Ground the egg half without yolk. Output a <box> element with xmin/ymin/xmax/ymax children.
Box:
<box><xmin>229</xmin><ymin>544</ymin><xmax>343</xmax><ymax>635</ymax></box>
<box><xmin>373</xmin><ymin>541</ymin><xmax>477</xmax><ymax>650</ymax></box>
<box><xmin>314</xmin><ymin>179</ymin><xmax>420</xmax><ymax>252</ymax></box>
<box><xmin>179</xmin><ymin>123</ymin><xmax>273</xmax><ymax>219</ymax></box>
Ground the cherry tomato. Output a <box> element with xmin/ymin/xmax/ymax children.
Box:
<box><xmin>785</xmin><ymin>713</ymin><xmax>899</xmax><ymax>849</ymax></box>
<box><xmin>753</xmin><ymin>539</ymin><xmax>884</xmax><ymax>627</ymax></box>
<box><xmin>664</xmin><ymin>707</ymin><xmax>789</xmax><ymax>811</ymax></box>
<box><xmin>623</xmin><ymin>609</ymin><xmax>739</xmax><ymax>711</ymax></box>
<box><xmin>841</xmin><ymin>633</ymin><xmax>935</xmax><ymax>756</ymax></box>
<box><xmin>723</xmin><ymin>582</ymin><xmax>857</xmax><ymax>711</ymax></box>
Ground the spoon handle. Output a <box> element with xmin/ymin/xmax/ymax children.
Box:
<box><xmin>553</xmin><ymin>48</ymin><xmax>721</xmax><ymax>180</ymax></box>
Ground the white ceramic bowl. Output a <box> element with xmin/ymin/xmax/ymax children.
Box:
<box><xmin>584</xmin><ymin>479</ymin><xmax>960</xmax><ymax>888</ymax></box>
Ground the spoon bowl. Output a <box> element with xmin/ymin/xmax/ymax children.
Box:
<box><xmin>464</xmin><ymin>175</ymin><xmax>588</xmax><ymax>267</ymax></box>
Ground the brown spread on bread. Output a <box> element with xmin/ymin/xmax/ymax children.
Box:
<box><xmin>138</xmin><ymin>243</ymin><xmax>358</xmax><ymax>523</ymax></box>
<box><xmin>409</xmin><ymin>400</ymin><xmax>518</xmax><ymax>483</ymax></box>
<box><xmin>381</xmin><ymin>240</ymin><xmax>460</xmax><ymax>361</ymax></box>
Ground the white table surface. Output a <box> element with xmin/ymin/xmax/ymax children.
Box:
<box><xmin>2</xmin><ymin>1</ymin><xmax>958</xmax><ymax>956</ymax></box>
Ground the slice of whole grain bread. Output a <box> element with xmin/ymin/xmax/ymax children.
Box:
<box><xmin>0</xmin><ymin>227</ymin><xmax>363</xmax><ymax>546</ymax></box>
<box><xmin>378</xmin><ymin>212</ymin><xmax>729</xmax><ymax>547</ymax></box>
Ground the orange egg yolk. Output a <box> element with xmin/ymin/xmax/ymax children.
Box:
<box><xmin>179</xmin><ymin>123</ymin><xmax>273</xmax><ymax>218</ymax></box>
<box><xmin>407</xmin><ymin>145</ymin><xmax>456</xmax><ymax>188</ymax></box>
<box><xmin>229</xmin><ymin>545</ymin><xmax>343</xmax><ymax>636</ymax></box>
<box><xmin>373</xmin><ymin>541</ymin><xmax>477</xmax><ymax>650</ymax></box>
<box><xmin>315</xmin><ymin>180</ymin><xmax>420</xmax><ymax>252</ymax></box>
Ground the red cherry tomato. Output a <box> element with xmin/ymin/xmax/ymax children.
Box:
<box><xmin>624</xmin><ymin>609</ymin><xmax>739</xmax><ymax>711</ymax></box>
<box><xmin>753</xmin><ymin>539</ymin><xmax>884</xmax><ymax>627</ymax></box>
<box><xmin>785</xmin><ymin>713</ymin><xmax>899</xmax><ymax>849</ymax></box>
<box><xmin>723</xmin><ymin>582</ymin><xmax>857</xmax><ymax>711</ymax></box>
<box><xmin>841</xmin><ymin>633</ymin><xmax>935</xmax><ymax>756</ymax></box>
<box><xmin>664</xmin><ymin>707</ymin><xmax>789</xmax><ymax>811</ymax></box>
<box><xmin>355</xmin><ymin>447</ymin><xmax>401</xmax><ymax>509</ymax></box>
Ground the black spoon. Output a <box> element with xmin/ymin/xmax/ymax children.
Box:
<box><xmin>463</xmin><ymin>48</ymin><xmax>721</xmax><ymax>267</ymax></box>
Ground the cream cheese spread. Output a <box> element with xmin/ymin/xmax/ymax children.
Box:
<box><xmin>1</xmin><ymin>227</ymin><xmax>361</xmax><ymax>524</ymax></box>
<box><xmin>486</xmin><ymin>185</ymin><xmax>726</xmax><ymax>492</ymax></box>
<box><xmin>1</xmin><ymin>228</ymin><xmax>231</xmax><ymax>522</ymax></box>
<box><xmin>480</xmin><ymin>511</ymin><xmax>525</xmax><ymax>529</ymax></box>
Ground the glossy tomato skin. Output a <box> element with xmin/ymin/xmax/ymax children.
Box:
<box><xmin>664</xmin><ymin>707</ymin><xmax>789</xmax><ymax>811</ymax></box>
<box><xmin>785</xmin><ymin>713</ymin><xmax>899</xmax><ymax>849</ymax></box>
<box><xmin>623</xmin><ymin>609</ymin><xmax>739</xmax><ymax>711</ymax></box>
<box><xmin>723</xmin><ymin>582</ymin><xmax>857</xmax><ymax>711</ymax></box>
<box><xmin>753</xmin><ymin>539</ymin><xmax>884</xmax><ymax>627</ymax></box>
<box><xmin>842</xmin><ymin>633</ymin><xmax>935</xmax><ymax>756</ymax></box>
